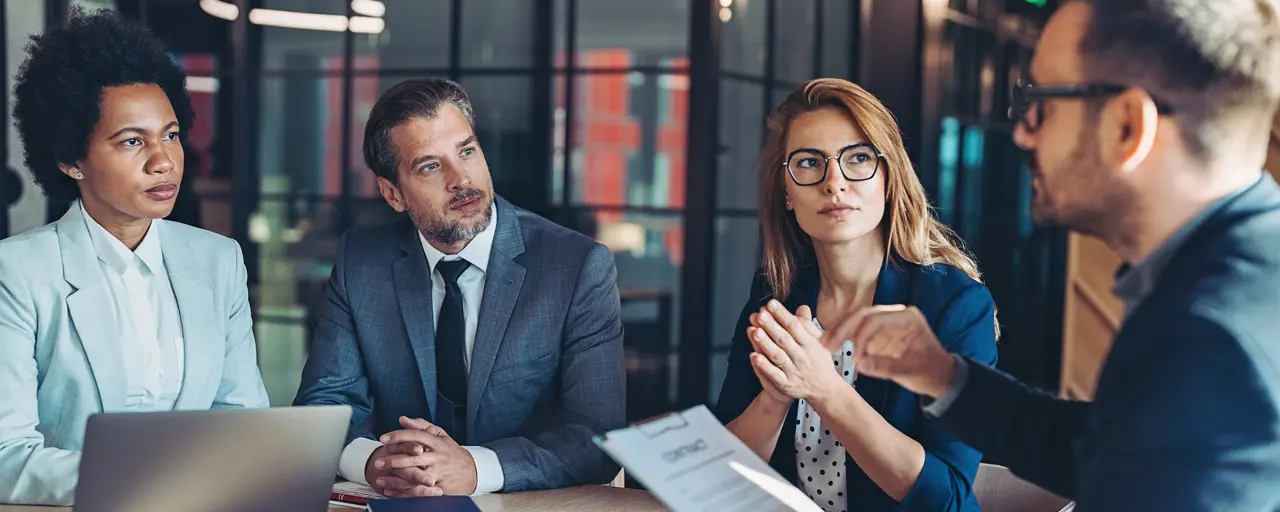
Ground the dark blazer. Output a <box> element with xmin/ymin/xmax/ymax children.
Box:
<box><xmin>714</xmin><ymin>257</ymin><xmax>998</xmax><ymax>512</ymax></box>
<box><xmin>293</xmin><ymin>196</ymin><xmax>625</xmax><ymax>492</ymax></box>
<box><xmin>936</xmin><ymin>175</ymin><xmax>1280</xmax><ymax>511</ymax></box>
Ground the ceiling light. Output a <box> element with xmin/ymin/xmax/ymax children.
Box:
<box><xmin>199</xmin><ymin>0</ymin><xmax>236</xmax><ymax>20</ymax></box>
<box><xmin>249</xmin><ymin>8</ymin><xmax>347</xmax><ymax>32</ymax></box>
<box><xmin>199</xmin><ymin>0</ymin><xmax>385</xmax><ymax>34</ymax></box>
<box><xmin>348</xmin><ymin>16</ymin><xmax>385</xmax><ymax>34</ymax></box>
<box><xmin>350</xmin><ymin>0</ymin><xmax>386</xmax><ymax>18</ymax></box>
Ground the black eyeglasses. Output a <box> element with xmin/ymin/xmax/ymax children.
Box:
<box><xmin>1008</xmin><ymin>80</ymin><xmax>1176</xmax><ymax>131</ymax></box>
<box><xmin>785</xmin><ymin>143</ymin><xmax>883</xmax><ymax>186</ymax></box>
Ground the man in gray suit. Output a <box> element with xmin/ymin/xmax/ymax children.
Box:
<box><xmin>294</xmin><ymin>78</ymin><xmax>625</xmax><ymax>497</ymax></box>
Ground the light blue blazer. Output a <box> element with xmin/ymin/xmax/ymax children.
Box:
<box><xmin>0</xmin><ymin>202</ymin><xmax>269</xmax><ymax>505</ymax></box>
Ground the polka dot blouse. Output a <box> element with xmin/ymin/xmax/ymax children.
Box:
<box><xmin>795</xmin><ymin>319</ymin><xmax>855</xmax><ymax>512</ymax></box>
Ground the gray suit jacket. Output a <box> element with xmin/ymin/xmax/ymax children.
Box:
<box><xmin>294</xmin><ymin>196</ymin><xmax>625</xmax><ymax>492</ymax></box>
<box><xmin>0</xmin><ymin>203</ymin><xmax>270</xmax><ymax>505</ymax></box>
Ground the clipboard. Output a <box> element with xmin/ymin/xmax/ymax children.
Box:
<box><xmin>595</xmin><ymin>405</ymin><xmax>822</xmax><ymax>512</ymax></box>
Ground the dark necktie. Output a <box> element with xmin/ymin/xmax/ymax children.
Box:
<box><xmin>434</xmin><ymin>259</ymin><xmax>470</xmax><ymax>441</ymax></box>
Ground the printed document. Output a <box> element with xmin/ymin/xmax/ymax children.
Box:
<box><xmin>596</xmin><ymin>405</ymin><xmax>822</xmax><ymax>512</ymax></box>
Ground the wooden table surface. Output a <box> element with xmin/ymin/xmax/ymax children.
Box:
<box><xmin>0</xmin><ymin>485</ymin><xmax>668</xmax><ymax>512</ymax></box>
<box><xmin>472</xmin><ymin>486</ymin><xmax>666</xmax><ymax>511</ymax></box>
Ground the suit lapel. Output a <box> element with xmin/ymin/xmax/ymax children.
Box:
<box><xmin>467</xmin><ymin>198</ymin><xmax>526</xmax><ymax>427</ymax></box>
<box><xmin>856</xmin><ymin>256</ymin><xmax>910</xmax><ymax>414</ymax></box>
<box><xmin>394</xmin><ymin>221</ymin><xmax>439</xmax><ymax>419</ymax></box>
<box><xmin>57</xmin><ymin>204</ymin><xmax>126</xmax><ymax>412</ymax></box>
<box><xmin>160</xmin><ymin>223</ymin><xmax>221</xmax><ymax>409</ymax></box>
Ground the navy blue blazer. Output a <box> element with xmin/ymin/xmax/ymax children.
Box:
<box><xmin>714</xmin><ymin>256</ymin><xmax>998</xmax><ymax>512</ymax></box>
<box><xmin>936</xmin><ymin>174</ymin><xmax>1280</xmax><ymax>511</ymax></box>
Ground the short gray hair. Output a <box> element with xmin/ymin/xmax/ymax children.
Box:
<box><xmin>362</xmin><ymin>77</ymin><xmax>475</xmax><ymax>182</ymax></box>
<box><xmin>1079</xmin><ymin>0</ymin><xmax>1280</xmax><ymax>158</ymax></box>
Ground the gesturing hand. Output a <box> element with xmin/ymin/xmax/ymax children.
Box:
<box><xmin>747</xmin><ymin>300</ymin><xmax>848</xmax><ymax>406</ymax></box>
<box><xmin>368</xmin><ymin>416</ymin><xmax>479</xmax><ymax>497</ymax></box>
<box><xmin>822</xmin><ymin>304</ymin><xmax>957</xmax><ymax>399</ymax></box>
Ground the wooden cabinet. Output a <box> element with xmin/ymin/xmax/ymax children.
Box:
<box><xmin>1060</xmin><ymin>110</ymin><xmax>1280</xmax><ymax>399</ymax></box>
<box><xmin>1060</xmin><ymin>234</ymin><xmax>1124</xmax><ymax>399</ymax></box>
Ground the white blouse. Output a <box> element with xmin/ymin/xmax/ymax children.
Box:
<box><xmin>81</xmin><ymin>201</ymin><xmax>185</xmax><ymax>411</ymax></box>
<box><xmin>795</xmin><ymin>319</ymin><xmax>856</xmax><ymax>512</ymax></box>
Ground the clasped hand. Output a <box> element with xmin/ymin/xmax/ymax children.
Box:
<box><xmin>747</xmin><ymin>300</ymin><xmax>848</xmax><ymax>405</ymax></box>
<box><xmin>365</xmin><ymin>416</ymin><xmax>478</xmax><ymax>497</ymax></box>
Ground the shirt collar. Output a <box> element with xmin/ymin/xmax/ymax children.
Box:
<box><xmin>417</xmin><ymin>201</ymin><xmax>498</xmax><ymax>274</ymax></box>
<box><xmin>1112</xmin><ymin>174</ymin><xmax>1262</xmax><ymax>311</ymax></box>
<box><xmin>79</xmin><ymin>200</ymin><xmax>164</xmax><ymax>276</ymax></box>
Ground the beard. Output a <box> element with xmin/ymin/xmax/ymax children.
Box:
<box><xmin>1028</xmin><ymin>160</ymin><xmax>1060</xmax><ymax>227</ymax></box>
<box><xmin>1028</xmin><ymin>131</ymin><xmax>1129</xmax><ymax>241</ymax></box>
<box><xmin>408</xmin><ymin>187</ymin><xmax>494</xmax><ymax>246</ymax></box>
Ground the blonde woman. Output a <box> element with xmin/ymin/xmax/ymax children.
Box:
<box><xmin>714</xmin><ymin>79</ymin><xmax>997</xmax><ymax>512</ymax></box>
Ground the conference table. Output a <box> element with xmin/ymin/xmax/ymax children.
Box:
<box><xmin>0</xmin><ymin>485</ymin><xmax>669</xmax><ymax>512</ymax></box>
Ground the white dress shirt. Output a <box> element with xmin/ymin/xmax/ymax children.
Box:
<box><xmin>80</xmin><ymin>201</ymin><xmax>185</xmax><ymax>411</ymax></box>
<box><xmin>796</xmin><ymin>320</ymin><xmax>855</xmax><ymax>512</ymax></box>
<box><xmin>338</xmin><ymin>203</ymin><xmax>504</xmax><ymax>495</ymax></box>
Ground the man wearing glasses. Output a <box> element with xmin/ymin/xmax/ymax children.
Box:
<box><xmin>813</xmin><ymin>0</ymin><xmax>1280</xmax><ymax>510</ymax></box>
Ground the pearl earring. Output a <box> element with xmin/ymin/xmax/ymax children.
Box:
<box><xmin>74</xmin><ymin>172</ymin><xmax>84</xmax><ymax>180</ymax></box>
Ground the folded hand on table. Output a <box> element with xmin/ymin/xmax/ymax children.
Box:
<box><xmin>366</xmin><ymin>416</ymin><xmax>479</xmax><ymax>497</ymax></box>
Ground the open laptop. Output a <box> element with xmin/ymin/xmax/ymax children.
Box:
<box><xmin>75</xmin><ymin>405</ymin><xmax>352</xmax><ymax>512</ymax></box>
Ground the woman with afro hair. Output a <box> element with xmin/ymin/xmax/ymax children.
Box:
<box><xmin>0</xmin><ymin>7</ymin><xmax>269</xmax><ymax>505</ymax></box>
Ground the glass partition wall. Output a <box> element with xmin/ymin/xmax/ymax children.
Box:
<box><xmin>12</xmin><ymin>0</ymin><xmax>1066</xmax><ymax>421</ymax></box>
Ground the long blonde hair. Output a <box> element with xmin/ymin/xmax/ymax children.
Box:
<box><xmin>759</xmin><ymin>79</ymin><xmax>993</xmax><ymax>330</ymax></box>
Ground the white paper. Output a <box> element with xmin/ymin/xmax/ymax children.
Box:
<box><xmin>596</xmin><ymin>405</ymin><xmax>822</xmax><ymax>512</ymax></box>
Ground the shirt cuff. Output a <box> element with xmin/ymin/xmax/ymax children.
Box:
<box><xmin>920</xmin><ymin>355</ymin><xmax>970</xmax><ymax>418</ymax></box>
<box><xmin>339</xmin><ymin>437</ymin><xmax>383</xmax><ymax>486</ymax></box>
<box><xmin>464</xmin><ymin>445</ymin><xmax>504</xmax><ymax>495</ymax></box>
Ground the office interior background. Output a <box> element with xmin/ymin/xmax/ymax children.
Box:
<box><xmin>0</xmin><ymin>0</ymin><xmax>1065</xmax><ymax>422</ymax></box>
